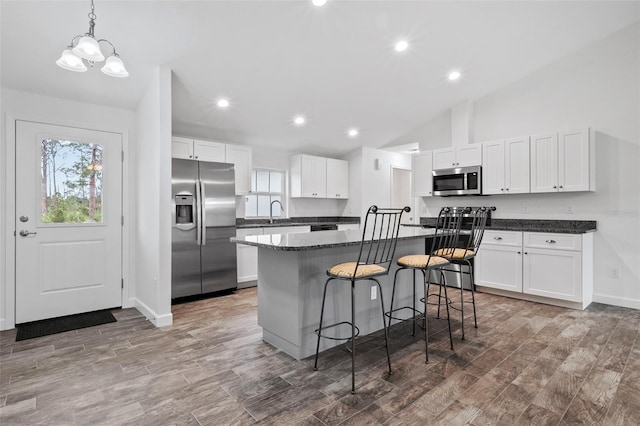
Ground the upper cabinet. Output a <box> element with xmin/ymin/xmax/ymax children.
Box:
<box><xmin>531</xmin><ymin>128</ymin><xmax>592</xmax><ymax>193</ymax></box>
<box><xmin>291</xmin><ymin>154</ymin><xmax>349</xmax><ymax>199</ymax></box>
<box><xmin>172</xmin><ymin>136</ymin><xmax>253</xmax><ymax>195</ymax></box>
<box><xmin>432</xmin><ymin>145</ymin><xmax>482</xmax><ymax>170</ymax></box>
<box><xmin>482</xmin><ymin>136</ymin><xmax>530</xmax><ymax>195</ymax></box>
<box><xmin>225</xmin><ymin>144</ymin><xmax>252</xmax><ymax>195</ymax></box>
<box><xmin>412</xmin><ymin>151</ymin><xmax>433</xmax><ymax>197</ymax></box>
<box><xmin>291</xmin><ymin>154</ymin><xmax>327</xmax><ymax>198</ymax></box>
<box><xmin>326</xmin><ymin>158</ymin><xmax>349</xmax><ymax>199</ymax></box>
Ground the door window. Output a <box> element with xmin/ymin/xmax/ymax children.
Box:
<box><xmin>40</xmin><ymin>139</ymin><xmax>103</xmax><ymax>224</ymax></box>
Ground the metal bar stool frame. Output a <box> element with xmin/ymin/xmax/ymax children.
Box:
<box><xmin>437</xmin><ymin>206</ymin><xmax>494</xmax><ymax>340</ymax></box>
<box><xmin>386</xmin><ymin>207</ymin><xmax>468</xmax><ymax>363</ymax></box>
<box><xmin>313</xmin><ymin>205</ymin><xmax>410</xmax><ymax>394</ymax></box>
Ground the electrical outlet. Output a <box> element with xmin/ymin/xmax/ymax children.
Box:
<box><xmin>522</xmin><ymin>205</ymin><xmax>528</xmax><ymax>214</ymax></box>
<box><xmin>370</xmin><ymin>285</ymin><xmax>377</xmax><ymax>300</ymax></box>
<box><xmin>611</xmin><ymin>267</ymin><xmax>620</xmax><ymax>279</ymax></box>
<box><xmin>567</xmin><ymin>205</ymin><xmax>575</xmax><ymax>214</ymax></box>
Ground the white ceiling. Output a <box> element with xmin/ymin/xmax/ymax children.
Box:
<box><xmin>2</xmin><ymin>1</ymin><xmax>638</xmax><ymax>156</ymax></box>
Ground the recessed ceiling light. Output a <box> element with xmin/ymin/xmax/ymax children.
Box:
<box><xmin>311</xmin><ymin>0</ymin><xmax>327</xmax><ymax>7</ymax></box>
<box><xmin>348</xmin><ymin>128</ymin><xmax>359</xmax><ymax>137</ymax></box>
<box><xmin>448</xmin><ymin>71</ymin><xmax>461</xmax><ymax>81</ymax></box>
<box><xmin>394</xmin><ymin>40</ymin><xmax>409</xmax><ymax>52</ymax></box>
<box><xmin>217</xmin><ymin>98</ymin><xmax>230</xmax><ymax>108</ymax></box>
<box><xmin>293</xmin><ymin>115</ymin><xmax>306</xmax><ymax>126</ymax></box>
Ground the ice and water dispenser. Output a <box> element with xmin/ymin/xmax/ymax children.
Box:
<box><xmin>175</xmin><ymin>194</ymin><xmax>194</xmax><ymax>225</ymax></box>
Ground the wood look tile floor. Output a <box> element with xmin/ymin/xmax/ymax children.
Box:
<box><xmin>1</xmin><ymin>287</ymin><xmax>639</xmax><ymax>425</ymax></box>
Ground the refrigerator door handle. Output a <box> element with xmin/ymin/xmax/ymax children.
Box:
<box><xmin>195</xmin><ymin>179</ymin><xmax>202</xmax><ymax>246</ymax></box>
<box><xmin>200</xmin><ymin>179</ymin><xmax>207</xmax><ymax>246</ymax></box>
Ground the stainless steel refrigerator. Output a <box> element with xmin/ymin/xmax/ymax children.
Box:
<box><xmin>171</xmin><ymin>158</ymin><xmax>237</xmax><ymax>299</ymax></box>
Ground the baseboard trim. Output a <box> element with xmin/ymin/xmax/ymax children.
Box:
<box><xmin>133</xmin><ymin>298</ymin><xmax>174</xmax><ymax>327</ymax></box>
<box><xmin>593</xmin><ymin>293</ymin><xmax>640</xmax><ymax>310</ymax></box>
<box><xmin>238</xmin><ymin>276</ymin><xmax>257</xmax><ymax>283</ymax></box>
<box><xmin>0</xmin><ymin>318</ymin><xmax>7</xmax><ymax>331</ymax></box>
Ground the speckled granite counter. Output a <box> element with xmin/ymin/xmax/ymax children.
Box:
<box><xmin>232</xmin><ymin>227</ymin><xmax>437</xmax><ymax>251</ymax></box>
<box><xmin>417</xmin><ymin>218</ymin><xmax>597</xmax><ymax>234</ymax></box>
<box><xmin>237</xmin><ymin>216</ymin><xmax>360</xmax><ymax>229</ymax></box>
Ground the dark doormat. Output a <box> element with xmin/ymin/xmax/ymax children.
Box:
<box><xmin>16</xmin><ymin>309</ymin><xmax>117</xmax><ymax>341</ymax></box>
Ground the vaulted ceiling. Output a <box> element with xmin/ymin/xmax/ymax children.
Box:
<box><xmin>2</xmin><ymin>1</ymin><xmax>638</xmax><ymax>156</ymax></box>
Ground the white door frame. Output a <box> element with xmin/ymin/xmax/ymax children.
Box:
<box><xmin>3</xmin><ymin>113</ymin><xmax>132</xmax><ymax>330</ymax></box>
<box><xmin>390</xmin><ymin>165</ymin><xmax>415</xmax><ymax>224</ymax></box>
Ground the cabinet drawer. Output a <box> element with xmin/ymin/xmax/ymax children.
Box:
<box><xmin>481</xmin><ymin>230</ymin><xmax>522</xmax><ymax>247</ymax></box>
<box><xmin>524</xmin><ymin>232</ymin><xmax>581</xmax><ymax>251</ymax></box>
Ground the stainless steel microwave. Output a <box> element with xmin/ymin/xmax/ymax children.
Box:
<box><xmin>432</xmin><ymin>166</ymin><xmax>482</xmax><ymax>196</ymax></box>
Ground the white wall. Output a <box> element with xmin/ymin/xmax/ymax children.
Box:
<box><xmin>134</xmin><ymin>66</ymin><xmax>173</xmax><ymax>327</ymax></box>
<box><xmin>0</xmin><ymin>88</ymin><xmax>136</xmax><ymax>330</ymax></box>
<box><xmin>417</xmin><ymin>23</ymin><xmax>640</xmax><ymax>309</ymax></box>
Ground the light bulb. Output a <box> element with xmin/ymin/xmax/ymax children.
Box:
<box><xmin>312</xmin><ymin>0</ymin><xmax>327</xmax><ymax>7</ymax></box>
<box><xmin>448</xmin><ymin>70</ymin><xmax>461</xmax><ymax>81</ymax></box>
<box><xmin>293</xmin><ymin>115</ymin><xmax>306</xmax><ymax>126</ymax></box>
<box><xmin>217</xmin><ymin>98</ymin><xmax>230</xmax><ymax>108</ymax></box>
<box><xmin>394</xmin><ymin>40</ymin><xmax>409</xmax><ymax>52</ymax></box>
<box><xmin>348</xmin><ymin>128</ymin><xmax>359</xmax><ymax>137</ymax></box>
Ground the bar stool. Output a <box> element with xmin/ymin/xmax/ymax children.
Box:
<box><xmin>436</xmin><ymin>206</ymin><xmax>494</xmax><ymax>340</ymax></box>
<box><xmin>313</xmin><ymin>205</ymin><xmax>410</xmax><ymax>394</ymax></box>
<box><xmin>386</xmin><ymin>207</ymin><xmax>467</xmax><ymax>363</ymax></box>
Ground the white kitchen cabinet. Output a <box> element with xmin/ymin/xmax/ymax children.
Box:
<box><xmin>171</xmin><ymin>136</ymin><xmax>194</xmax><ymax>159</ymax></box>
<box><xmin>531</xmin><ymin>129</ymin><xmax>592</xmax><ymax>193</ymax></box>
<box><xmin>236</xmin><ymin>228</ymin><xmax>262</xmax><ymax>285</ymax></box>
<box><xmin>412</xmin><ymin>151</ymin><xmax>433</xmax><ymax>197</ymax></box>
<box><xmin>476</xmin><ymin>230</ymin><xmax>592</xmax><ymax>308</ymax></box>
<box><xmin>194</xmin><ymin>139</ymin><xmax>226</xmax><ymax>162</ymax></box>
<box><xmin>475</xmin><ymin>230</ymin><xmax>523</xmax><ymax>292</ymax></box>
<box><xmin>263</xmin><ymin>225</ymin><xmax>310</xmax><ymax>235</ymax></box>
<box><xmin>225</xmin><ymin>144</ymin><xmax>253</xmax><ymax>195</ymax></box>
<box><xmin>482</xmin><ymin>137</ymin><xmax>530</xmax><ymax>194</ymax></box>
<box><xmin>326</xmin><ymin>158</ymin><xmax>349</xmax><ymax>199</ymax></box>
<box><xmin>290</xmin><ymin>154</ymin><xmax>327</xmax><ymax>198</ymax></box>
<box><xmin>172</xmin><ymin>136</ymin><xmax>253</xmax><ymax>195</ymax></box>
<box><xmin>432</xmin><ymin>145</ymin><xmax>482</xmax><ymax>170</ymax></box>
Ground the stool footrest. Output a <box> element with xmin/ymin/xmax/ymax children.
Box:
<box><xmin>315</xmin><ymin>321</ymin><xmax>361</xmax><ymax>341</ymax></box>
<box><xmin>385</xmin><ymin>306</ymin><xmax>423</xmax><ymax>323</ymax></box>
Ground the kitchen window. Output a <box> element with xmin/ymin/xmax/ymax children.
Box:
<box><xmin>245</xmin><ymin>169</ymin><xmax>285</xmax><ymax>218</ymax></box>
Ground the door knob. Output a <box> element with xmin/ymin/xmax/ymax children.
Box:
<box><xmin>19</xmin><ymin>230</ymin><xmax>37</xmax><ymax>237</ymax></box>
<box><xmin>19</xmin><ymin>216</ymin><xmax>29</xmax><ymax>222</ymax></box>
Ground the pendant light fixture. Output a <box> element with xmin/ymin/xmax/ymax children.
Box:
<box><xmin>56</xmin><ymin>0</ymin><xmax>129</xmax><ymax>78</ymax></box>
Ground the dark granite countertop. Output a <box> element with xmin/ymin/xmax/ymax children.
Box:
<box><xmin>232</xmin><ymin>227</ymin><xmax>436</xmax><ymax>251</ymax></box>
<box><xmin>416</xmin><ymin>218</ymin><xmax>597</xmax><ymax>234</ymax></box>
<box><xmin>236</xmin><ymin>216</ymin><xmax>360</xmax><ymax>229</ymax></box>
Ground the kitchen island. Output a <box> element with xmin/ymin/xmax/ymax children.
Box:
<box><xmin>232</xmin><ymin>228</ymin><xmax>437</xmax><ymax>360</ymax></box>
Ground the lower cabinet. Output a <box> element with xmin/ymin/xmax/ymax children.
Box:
<box><xmin>337</xmin><ymin>223</ymin><xmax>360</xmax><ymax>231</ymax></box>
<box><xmin>475</xmin><ymin>230</ymin><xmax>592</xmax><ymax>308</ymax></box>
<box><xmin>236</xmin><ymin>226</ymin><xmax>311</xmax><ymax>286</ymax></box>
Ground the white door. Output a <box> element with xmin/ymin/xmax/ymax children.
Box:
<box><xmin>391</xmin><ymin>167</ymin><xmax>413</xmax><ymax>225</ymax></box>
<box><xmin>530</xmin><ymin>132</ymin><xmax>558</xmax><ymax>193</ymax></box>
<box><xmin>475</xmin><ymin>245</ymin><xmax>523</xmax><ymax>292</ymax></box>
<box><xmin>505</xmin><ymin>136</ymin><xmax>530</xmax><ymax>194</ymax></box>
<box><xmin>432</xmin><ymin>148</ymin><xmax>456</xmax><ymax>170</ymax></box>
<box><xmin>193</xmin><ymin>139</ymin><xmax>225</xmax><ymax>162</ymax></box>
<box><xmin>326</xmin><ymin>158</ymin><xmax>349</xmax><ymax>199</ymax></box>
<box><xmin>456</xmin><ymin>145</ymin><xmax>482</xmax><ymax>167</ymax></box>
<box><xmin>225</xmin><ymin>144</ymin><xmax>252</xmax><ymax>195</ymax></box>
<box><xmin>15</xmin><ymin>120</ymin><xmax>123</xmax><ymax>323</ymax></box>
<box><xmin>559</xmin><ymin>129</ymin><xmax>590</xmax><ymax>192</ymax></box>
<box><xmin>523</xmin><ymin>248</ymin><xmax>581</xmax><ymax>302</ymax></box>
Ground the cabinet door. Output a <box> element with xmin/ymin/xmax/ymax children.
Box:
<box><xmin>523</xmin><ymin>248</ymin><xmax>581</xmax><ymax>302</ymax></box>
<box><xmin>530</xmin><ymin>133</ymin><xmax>558</xmax><ymax>193</ymax></box>
<box><xmin>505</xmin><ymin>136</ymin><xmax>530</xmax><ymax>194</ymax></box>
<box><xmin>236</xmin><ymin>228</ymin><xmax>262</xmax><ymax>283</ymax></box>
<box><xmin>456</xmin><ymin>145</ymin><xmax>482</xmax><ymax>167</ymax></box>
<box><xmin>301</xmin><ymin>155</ymin><xmax>327</xmax><ymax>198</ymax></box>
<box><xmin>432</xmin><ymin>148</ymin><xmax>456</xmax><ymax>170</ymax></box>
<box><xmin>481</xmin><ymin>140</ymin><xmax>505</xmax><ymax>195</ymax></box>
<box><xmin>475</xmin><ymin>245</ymin><xmax>523</xmax><ymax>292</ymax></box>
<box><xmin>559</xmin><ymin>129</ymin><xmax>590</xmax><ymax>192</ymax></box>
<box><xmin>172</xmin><ymin>137</ymin><xmax>194</xmax><ymax>160</ymax></box>
<box><xmin>337</xmin><ymin>223</ymin><xmax>360</xmax><ymax>231</ymax></box>
<box><xmin>194</xmin><ymin>139</ymin><xmax>226</xmax><ymax>162</ymax></box>
<box><xmin>412</xmin><ymin>151</ymin><xmax>433</xmax><ymax>196</ymax></box>
<box><xmin>326</xmin><ymin>158</ymin><xmax>349</xmax><ymax>199</ymax></box>
<box><xmin>225</xmin><ymin>144</ymin><xmax>252</xmax><ymax>195</ymax></box>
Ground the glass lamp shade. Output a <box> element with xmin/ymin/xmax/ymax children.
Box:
<box><xmin>56</xmin><ymin>49</ymin><xmax>88</xmax><ymax>72</ymax></box>
<box><xmin>101</xmin><ymin>55</ymin><xmax>129</xmax><ymax>78</ymax></box>
<box><xmin>72</xmin><ymin>36</ymin><xmax>105</xmax><ymax>62</ymax></box>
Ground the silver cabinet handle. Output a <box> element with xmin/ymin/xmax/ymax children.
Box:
<box><xmin>494</xmin><ymin>236</ymin><xmax>502</xmax><ymax>240</ymax></box>
<box><xmin>559</xmin><ymin>185</ymin><xmax>563</xmax><ymax>189</ymax></box>
<box><xmin>524</xmin><ymin>252</ymin><xmax>528</xmax><ymax>255</ymax></box>
<box><xmin>19</xmin><ymin>230</ymin><xmax>37</xmax><ymax>237</ymax></box>
<box><xmin>505</xmin><ymin>188</ymin><xmax>509</xmax><ymax>191</ymax></box>
<box><xmin>501</xmin><ymin>188</ymin><xmax>504</xmax><ymax>191</ymax></box>
<box><xmin>553</xmin><ymin>185</ymin><xmax>557</xmax><ymax>189</ymax></box>
<box><xmin>545</xmin><ymin>239</ymin><xmax>556</xmax><ymax>243</ymax></box>
<box><xmin>517</xmin><ymin>251</ymin><xmax>521</xmax><ymax>254</ymax></box>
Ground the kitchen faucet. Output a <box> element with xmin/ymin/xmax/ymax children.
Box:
<box><xmin>269</xmin><ymin>200</ymin><xmax>284</xmax><ymax>224</ymax></box>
